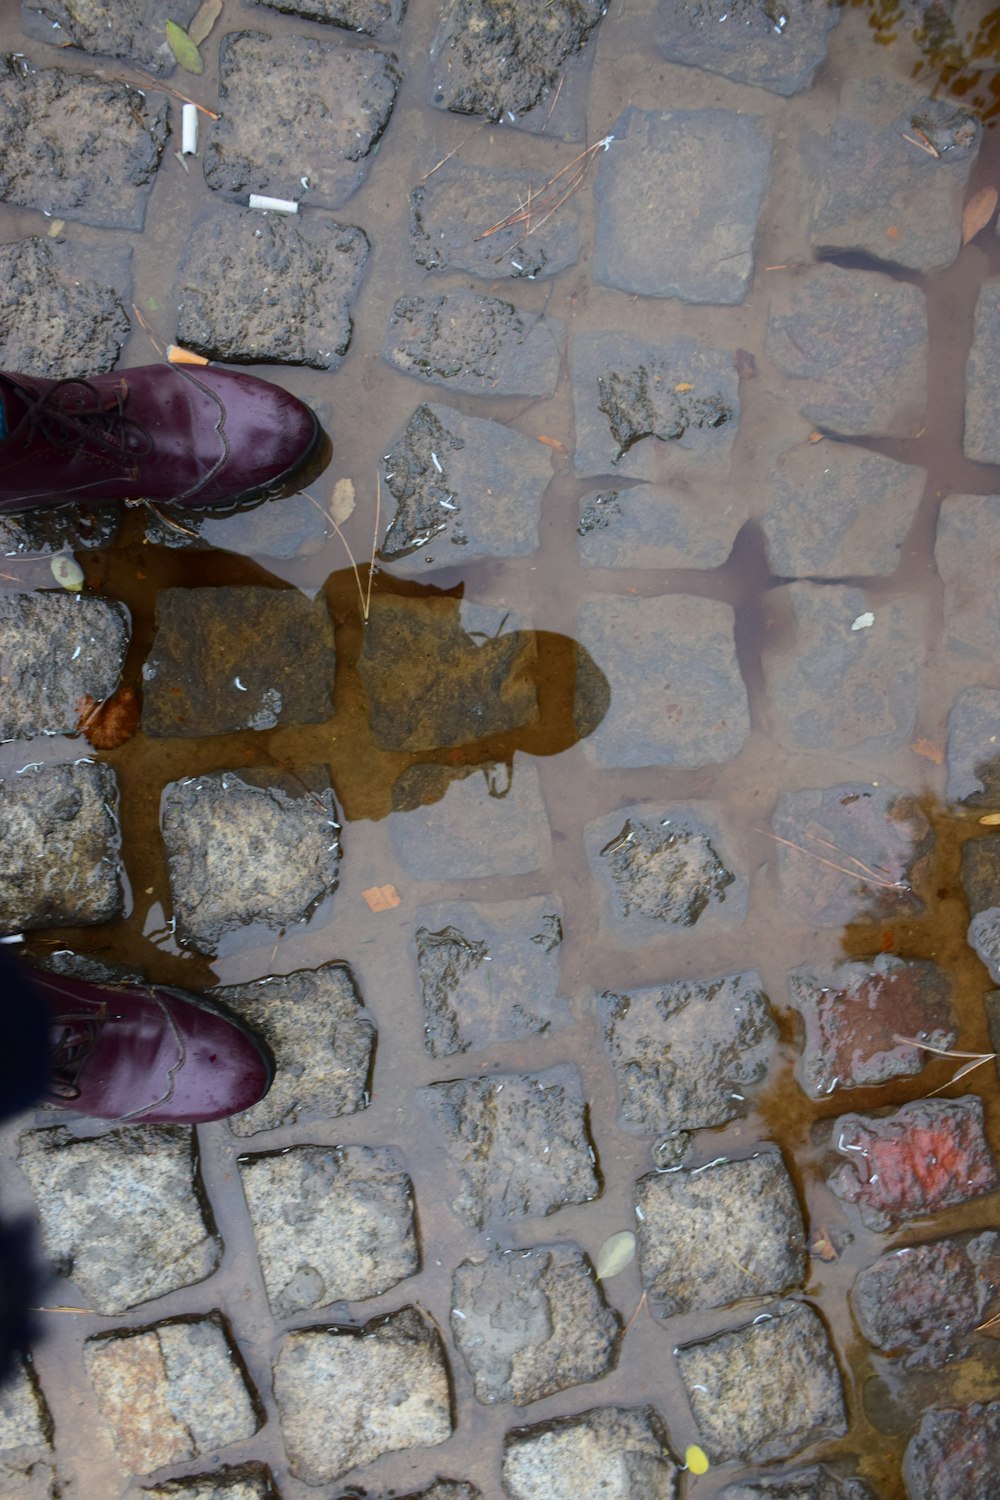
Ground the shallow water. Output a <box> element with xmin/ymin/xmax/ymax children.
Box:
<box><xmin>2</xmin><ymin>1</ymin><xmax>1000</xmax><ymax>1496</ymax></box>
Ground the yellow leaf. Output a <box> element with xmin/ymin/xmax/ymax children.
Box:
<box><xmin>594</xmin><ymin>1230</ymin><xmax>636</xmax><ymax>1280</ymax></box>
<box><xmin>50</xmin><ymin>555</ymin><xmax>84</xmax><ymax>592</ymax></box>
<box><xmin>685</xmin><ymin>1445</ymin><xmax>710</xmax><ymax>1475</ymax></box>
<box><xmin>675</xmin><ymin>382</ymin><xmax>694</xmax><ymax>393</ymax></box>
<box><xmin>165</xmin><ymin>19</ymin><xmax>203</xmax><ymax>75</ymax></box>
<box><xmin>362</xmin><ymin>885</ymin><xmax>400</xmax><ymax>912</ymax></box>
<box><xmin>979</xmin><ymin>813</ymin><xmax>1000</xmax><ymax>825</ymax></box>
<box><xmin>329</xmin><ymin>477</ymin><xmax>356</xmax><ymax>525</ymax></box>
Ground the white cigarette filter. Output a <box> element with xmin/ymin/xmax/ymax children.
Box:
<box><xmin>181</xmin><ymin>103</ymin><xmax>198</xmax><ymax>155</ymax></box>
<box><xmin>248</xmin><ymin>194</ymin><xmax>299</xmax><ymax>214</ymax></box>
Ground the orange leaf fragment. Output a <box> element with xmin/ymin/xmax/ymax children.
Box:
<box><xmin>167</xmin><ymin>344</ymin><xmax>210</xmax><ymax>365</ymax></box>
<box><xmin>886</xmin><ymin>224</ymin><xmax>900</xmax><ymax>239</ymax></box>
<box><xmin>674</xmin><ymin>381</ymin><xmax>695</xmax><ymax>393</ymax></box>
<box><xmin>76</xmin><ymin>689</ymin><xmax>141</xmax><ymax>750</ymax></box>
<box><xmin>962</xmin><ymin>185</ymin><xmax>999</xmax><ymax>245</ymax></box>
<box><xmin>808</xmin><ymin>431</ymin><xmax>825</xmax><ymax>443</ymax></box>
<box><xmin>536</xmin><ymin>434</ymin><xmax>567</xmax><ymax>455</ymax></box>
<box><xmin>911</xmin><ymin>737</ymin><xmax>944</xmax><ymax>764</ymax></box>
<box><xmin>362</xmin><ymin>884</ymin><xmax>400</xmax><ymax>912</ymax></box>
<box><xmin>979</xmin><ymin>813</ymin><xmax>1000</xmax><ymax>826</ymax></box>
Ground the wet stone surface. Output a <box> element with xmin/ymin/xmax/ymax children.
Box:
<box><xmin>0</xmin><ymin>1359</ymin><xmax>56</xmax><ymax>1500</ymax></box>
<box><xmin>760</xmin><ymin>440</ymin><xmax>925</xmax><ymax>579</ymax></box>
<box><xmin>574</xmin><ymin>595</ymin><xmax>749</xmax><ymax>769</ymax></box>
<box><xmin>451</xmin><ymin>1242</ymin><xmax>620</xmax><ymax>1405</ymax></box>
<box><xmin>946</xmin><ymin>687</ymin><xmax>1000</xmax><ymax>805</ymax></box>
<box><xmin>585</xmin><ymin>800</ymin><xmax>747</xmax><ymax>944</ymax></box>
<box><xmin>601</xmin><ymin>972</ymin><xmax>777</xmax><ymax>1137</ymax></box>
<box><xmin>395</xmin><ymin>1484</ymin><xmax>481</xmax><ymax>1500</ymax></box>
<box><xmin>676</xmin><ymin>1299</ymin><xmax>847</xmax><ymax>1465</ymax></box>
<box><xmin>788</xmin><ymin>954</ymin><xmax>956</xmax><ymax>1097</ymax></box>
<box><xmin>0</xmin><ymin>590</ymin><xmax>130</xmax><ymax>743</ymax></box>
<box><xmin>161</xmin><ymin>766</ymin><xmax>340</xmax><ymax>955</ymax></box>
<box><xmin>903</xmin><ymin>1399</ymin><xmax>1000</xmax><ymax>1500</ymax></box>
<box><xmin>414</xmin><ymin>895</ymin><xmax>568</xmax><ymax>1057</ymax></box>
<box><xmin>809</xmin><ymin>81</ymin><xmax>980</xmax><ymax>274</ymax></box>
<box><xmin>252</xmin><ymin>0</ymin><xmax>404</xmax><ymax>33</ymax></box>
<box><xmin>142</xmin><ymin>586</ymin><xmax>336</xmax><ymax>737</ymax></box>
<box><xmin>656</xmin><ymin>0</ymin><xmax>839</xmax><ymax>96</ymax></box>
<box><xmin>18</xmin><ymin>1124</ymin><xmax>218</xmax><ymax>1315</ymax></box>
<box><xmin>572</xmin><ymin>330</ymin><xmax>739</xmax><ymax>481</ymax></box>
<box><xmin>850</xmin><ymin>1230</ymin><xmax>1000</xmax><ymax>1371</ymax></box>
<box><xmin>381</xmin><ymin>291</ymin><xmax>562</xmax><ymax>398</ymax></box>
<box><xmin>410</xmin><ymin>162</ymin><xmax>580</xmax><ymax>279</ymax></box>
<box><xmin>204</xmin><ymin>31</ymin><xmax>400</xmax><ymax>207</ymax></box>
<box><xmin>635</xmin><ymin>1152</ymin><xmax>807</xmax><ymax>1316</ymax></box>
<box><xmin>421</xmin><ymin>1065</ymin><xmax>599</xmax><ymax>1228</ymax></box>
<box><xmin>936</xmin><ymin>494</ymin><xmax>1000</xmax><ymax>663</ymax></box>
<box><xmin>578</xmin><ymin>480</ymin><xmax>743</xmax><ymax>569</ymax></box>
<box><xmin>388</xmin><ymin>758</ymin><xmax>551</xmax><ymax>879</ymax></box>
<box><xmin>763</xmin><ymin>584</ymin><xmax>920</xmax><ymax>756</ymax></box>
<box><xmin>20</xmin><ymin>0</ymin><xmax>200</xmax><ymax>72</ymax></box>
<box><xmin>965</xmin><ymin>280</ymin><xmax>1000</xmax><ymax>464</ymax></box>
<box><xmin>595</xmin><ymin>107</ymin><xmax>770</xmax><ymax>304</ymax></box>
<box><xmin>359</xmin><ymin>597</ymin><xmax>537</xmax><ymax>749</ymax></box>
<box><xmin>214</xmin><ymin>962</ymin><xmax>374</xmax><ymax>1135</ymax></box>
<box><xmin>766</xmin><ymin>265</ymin><xmax>927</xmax><ymax>437</ymax></box>
<box><xmin>961</xmin><ymin>835</ymin><xmax>1000</xmax><ymax>984</ymax></box>
<box><xmin>0</xmin><ymin>759</ymin><xmax>124</xmax><ymax>933</ymax></box>
<box><xmin>0</xmin><ymin>236</ymin><xmax>131</xmax><ymax>379</ymax></box>
<box><xmin>379</xmin><ymin>403</ymin><xmax>549</xmax><ymax>572</ymax></box>
<box><xmin>772</xmin><ymin>781</ymin><xmax>933</xmax><ymax>927</ymax></box>
<box><xmin>85</xmin><ymin>1316</ymin><xmax>259</xmax><ymax>1477</ymax></box>
<box><xmin>828</xmin><ymin>1096</ymin><xmax>1000</xmax><ymax>1232</ymax></box>
<box><xmin>719</xmin><ymin>1469</ymin><xmax>876</xmax><ymax>1500</ymax></box>
<box><xmin>273</xmin><ymin>1307</ymin><xmax>452</xmax><ymax>1485</ymax></box>
<box><xmin>175</xmin><ymin>204</ymin><xmax>369</xmax><ymax>369</ymax></box>
<box><xmin>239</xmin><ymin>1144</ymin><xmax>418</xmax><ymax>1318</ymax></box>
<box><xmin>0</xmin><ymin>57</ymin><xmax>167</xmax><ymax>230</ymax></box>
<box><xmin>137</xmin><ymin>1468</ymin><xmax>277</xmax><ymax>1500</ymax></box>
<box><xmin>430</xmin><ymin>0</ymin><xmax>604</xmax><ymax>120</ymax></box>
<box><xmin>501</xmin><ymin>1404</ymin><xmax>677</xmax><ymax>1499</ymax></box>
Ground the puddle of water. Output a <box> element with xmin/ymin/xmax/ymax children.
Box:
<box><xmin>2</xmin><ymin>0</ymin><xmax>1000</xmax><ymax>1496</ymax></box>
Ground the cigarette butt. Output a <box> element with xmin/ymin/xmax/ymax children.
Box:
<box><xmin>248</xmin><ymin>193</ymin><xmax>299</xmax><ymax>214</ymax></box>
<box><xmin>181</xmin><ymin>102</ymin><xmax>198</xmax><ymax>155</ymax></box>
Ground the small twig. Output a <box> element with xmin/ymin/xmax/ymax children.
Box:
<box><xmin>132</xmin><ymin>498</ymin><xmax>200</xmax><ymax>539</ymax></box>
<box><xmin>623</xmin><ymin>1288</ymin><xmax>649</xmax><ymax>1335</ymax></box>
<box><xmin>131</xmin><ymin>302</ymin><xmax>165</xmax><ymax>357</ymax></box>
<box><xmin>364</xmin><ymin>469</ymin><xmax>381</xmax><ymax>624</ymax></box>
<box><xmin>418</xmin><ymin>123</ymin><xmax>485</xmax><ymax>185</ymax></box>
<box><xmin>757</xmin><ymin>828</ymin><xmax>901</xmax><ymax>891</ymax></box>
<box><xmin>895</xmin><ymin>1034</ymin><xmax>998</xmax><ymax>1096</ymax></box>
<box><xmin>475</xmin><ymin>135</ymin><xmax>612</xmax><ymax>243</ymax></box>
<box><xmin>902</xmin><ymin>126</ymin><xmax>941</xmax><ymax>158</ymax></box>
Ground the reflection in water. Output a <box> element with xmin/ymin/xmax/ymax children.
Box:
<box><xmin>849</xmin><ymin>0</ymin><xmax>1000</xmax><ymax>120</ymax></box>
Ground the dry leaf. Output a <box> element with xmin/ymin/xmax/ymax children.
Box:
<box><xmin>167</xmin><ymin>344</ymin><xmax>209</xmax><ymax>365</ymax></box>
<box><xmin>165</xmin><ymin>19</ymin><xmax>203</xmax><ymax>74</ymax></box>
<box><xmin>76</xmin><ymin>689</ymin><xmax>141</xmax><ymax>750</ymax></box>
<box><xmin>330</xmin><ymin>477</ymin><xmax>356</xmax><ymax>525</ymax></box>
<box><xmin>734</xmin><ymin>348</ymin><xmax>757</xmax><ymax>379</ymax></box>
<box><xmin>595</xmin><ymin>1230</ymin><xmax>636</xmax><ymax>1280</ymax></box>
<box><xmin>809</xmin><ymin>1226</ymin><xmax>839</xmax><ymax>1263</ymax></box>
<box><xmin>188</xmin><ymin>0</ymin><xmax>223</xmax><ymax>46</ymax></box>
<box><xmin>980</xmin><ymin>813</ymin><xmax>1000</xmax><ymax>825</ymax></box>
<box><xmin>362</xmin><ymin>884</ymin><xmax>400</xmax><ymax>912</ymax></box>
<box><xmin>536</xmin><ymin>434</ymin><xmax>567</xmax><ymax>455</ymax></box>
<box><xmin>962</xmin><ymin>185</ymin><xmax>998</xmax><ymax>245</ymax></box>
<box><xmin>50</xmin><ymin>555</ymin><xmax>84</xmax><ymax>592</ymax></box>
<box><xmin>674</xmin><ymin>381</ymin><xmax>694</xmax><ymax>393</ymax></box>
<box><xmin>807</xmin><ymin>431</ymin><xmax>825</xmax><ymax>444</ymax></box>
<box><xmin>911</xmin><ymin>737</ymin><xmax>944</xmax><ymax>764</ymax></box>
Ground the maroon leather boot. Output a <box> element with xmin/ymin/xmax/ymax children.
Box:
<box><xmin>0</xmin><ymin>364</ymin><xmax>321</xmax><ymax>512</ymax></box>
<box><xmin>34</xmin><ymin>970</ymin><xmax>273</xmax><ymax>1124</ymax></box>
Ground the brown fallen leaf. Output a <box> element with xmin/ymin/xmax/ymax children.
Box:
<box><xmin>911</xmin><ymin>737</ymin><xmax>944</xmax><ymax>764</ymax></box>
<box><xmin>808</xmin><ymin>431</ymin><xmax>825</xmax><ymax>444</ymax></box>
<box><xmin>188</xmin><ymin>0</ymin><xmax>223</xmax><ymax>46</ymax></box>
<box><xmin>362</xmin><ymin>884</ymin><xmax>400</xmax><ymax>912</ymax></box>
<box><xmin>76</xmin><ymin>688</ymin><xmax>141</xmax><ymax>750</ymax></box>
<box><xmin>962</xmin><ymin>185</ymin><xmax>999</xmax><ymax>245</ymax></box>
<box><xmin>536</xmin><ymin>434</ymin><xmax>567</xmax><ymax>455</ymax></box>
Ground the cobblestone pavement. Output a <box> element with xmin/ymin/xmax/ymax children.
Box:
<box><xmin>1</xmin><ymin>2</ymin><xmax>1000</xmax><ymax>1498</ymax></box>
